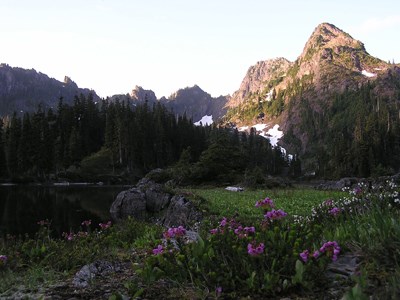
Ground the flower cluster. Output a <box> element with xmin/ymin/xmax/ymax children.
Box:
<box><xmin>247</xmin><ymin>242</ymin><xmax>265</xmax><ymax>256</ymax></box>
<box><xmin>81</xmin><ymin>219</ymin><xmax>92</xmax><ymax>227</ymax></box>
<box><xmin>62</xmin><ymin>232</ymin><xmax>75</xmax><ymax>241</ymax></box>
<box><xmin>264</xmin><ymin>209</ymin><xmax>287</xmax><ymax>221</ymax></box>
<box><xmin>152</xmin><ymin>244</ymin><xmax>164</xmax><ymax>255</ymax></box>
<box><xmin>255</xmin><ymin>197</ymin><xmax>275</xmax><ymax>210</ymax></box>
<box><xmin>328</xmin><ymin>207</ymin><xmax>341</xmax><ymax>217</ymax></box>
<box><xmin>163</xmin><ymin>226</ymin><xmax>186</xmax><ymax>239</ymax></box>
<box><xmin>319</xmin><ymin>241</ymin><xmax>341</xmax><ymax>261</ymax></box>
<box><xmin>299</xmin><ymin>249</ymin><xmax>320</xmax><ymax>263</ymax></box>
<box><xmin>234</xmin><ymin>226</ymin><xmax>255</xmax><ymax>238</ymax></box>
<box><xmin>99</xmin><ymin>221</ymin><xmax>112</xmax><ymax>230</ymax></box>
<box><xmin>0</xmin><ymin>255</ymin><xmax>8</xmax><ymax>265</ymax></box>
<box><xmin>300</xmin><ymin>241</ymin><xmax>341</xmax><ymax>263</ymax></box>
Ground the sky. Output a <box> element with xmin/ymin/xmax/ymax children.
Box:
<box><xmin>1</xmin><ymin>0</ymin><xmax>400</xmax><ymax>99</ymax></box>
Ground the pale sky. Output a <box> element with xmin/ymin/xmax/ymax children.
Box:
<box><xmin>1</xmin><ymin>0</ymin><xmax>399</xmax><ymax>98</ymax></box>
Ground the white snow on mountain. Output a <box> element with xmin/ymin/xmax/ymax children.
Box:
<box><xmin>361</xmin><ymin>70</ymin><xmax>376</xmax><ymax>78</ymax></box>
<box><xmin>194</xmin><ymin>115</ymin><xmax>213</xmax><ymax>126</ymax></box>
<box><xmin>238</xmin><ymin>123</ymin><xmax>292</xmax><ymax>160</ymax></box>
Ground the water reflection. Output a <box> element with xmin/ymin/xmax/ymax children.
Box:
<box><xmin>0</xmin><ymin>185</ymin><xmax>126</xmax><ymax>237</ymax></box>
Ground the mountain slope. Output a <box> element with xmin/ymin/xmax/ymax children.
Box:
<box><xmin>0</xmin><ymin>64</ymin><xmax>99</xmax><ymax>116</ymax></box>
<box><xmin>225</xmin><ymin>23</ymin><xmax>400</xmax><ymax>178</ymax></box>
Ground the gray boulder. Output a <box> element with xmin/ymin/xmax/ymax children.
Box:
<box><xmin>162</xmin><ymin>195</ymin><xmax>202</xmax><ymax>228</ymax></box>
<box><xmin>110</xmin><ymin>173</ymin><xmax>202</xmax><ymax>228</ymax></box>
<box><xmin>110</xmin><ymin>188</ymin><xmax>147</xmax><ymax>221</ymax></box>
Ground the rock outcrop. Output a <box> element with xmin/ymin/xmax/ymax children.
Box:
<box><xmin>110</xmin><ymin>172</ymin><xmax>202</xmax><ymax>228</ymax></box>
<box><xmin>227</xmin><ymin>57</ymin><xmax>292</xmax><ymax>108</ymax></box>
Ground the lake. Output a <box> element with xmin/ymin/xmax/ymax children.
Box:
<box><xmin>0</xmin><ymin>184</ymin><xmax>128</xmax><ymax>238</ymax></box>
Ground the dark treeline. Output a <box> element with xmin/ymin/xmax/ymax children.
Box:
<box><xmin>291</xmin><ymin>81</ymin><xmax>400</xmax><ymax>178</ymax></box>
<box><xmin>0</xmin><ymin>94</ymin><xmax>290</xmax><ymax>183</ymax></box>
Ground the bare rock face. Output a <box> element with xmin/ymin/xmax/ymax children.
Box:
<box><xmin>227</xmin><ymin>58</ymin><xmax>292</xmax><ymax>107</ymax></box>
<box><xmin>130</xmin><ymin>85</ymin><xmax>158</xmax><ymax>103</ymax></box>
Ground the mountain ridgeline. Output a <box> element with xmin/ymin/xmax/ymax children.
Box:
<box><xmin>108</xmin><ymin>85</ymin><xmax>228</xmax><ymax>124</ymax></box>
<box><xmin>0</xmin><ymin>63</ymin><xmax>100</xmax><ymax>116</ymax></box>
<box><xmin>1</xmin><ymin>22</ymin><xmax>400</xmax><ymax>180</ymax></box>
<box><xmin>225</xmin><ymin>23</ymin><xmax>400</xmax><ymax>178</ymax></box>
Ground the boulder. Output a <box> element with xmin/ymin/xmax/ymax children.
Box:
<box><xmin>162</xmin><ymin>195</ymin><xmax>202</xmax><ymax>228</ymax></box>
<box><xmin>73</xmin><ymin>260</ymin><xmax>122</xmax><ymax>288</ymax></box>
<box><xmin>110</xmin><ymin>172</ymin><xmax>202</xmax><ymax>228</ymax></box>
<box><xmin>110</xmin><ymin>188</ymin><xmax>147</xmax><ymax>221</ymax></box>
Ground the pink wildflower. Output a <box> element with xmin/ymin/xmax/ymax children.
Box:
<box><xmin>255</xmin><ymin>197</ymin><xmax>275</xmax><ymax>210</ymax></box>
<box><xmin>300</xmin><ymin>250</ymin><xmax>309</xmax><ymax>262</ymax></box>
<box><xmin>329</xmin><ymin>207</ymin><xmax>340</xmax><ymax>217</ymax></box>
<box><xmin>264</xmin><ymin>209</ymin><xmax>287</xmax><ymax>220</ymax></box>
<box><xmin>152</xmin><ymin>244</ymin><xmax>164</xmax><ymax>255</ymax></box>
<box><xmin>220</xmin><ymin>217</ymin><xmax>227</xmax><ymax>227</ymax></box>
<box><xmin>247</xmin><ymin>242</ymin><xmax>265</xmax><ymax>256</ymax></box>
<box><xmin>163</xmin><ymin>226</ymin><xmax>186</xmax><ymax>239</ymax></box>
<box><xmin>81</xmin><ymin>220</ymin><xmax>92</xmax><ymax>227</ymax></box>
<box><xmin>210</xmin><ymin>228</ymin><xmax>218</xmax><ymax>235</ymax></box>
<box><xmin>319</xmin><ymin>241</ymin><xmax>341</xmax><ymax>261</ymax></box>
<box><xmin>0</xmin><ymin>255</ymin><xmax>7</xmax><ymax>263</ymax></box>
<box><xmin>99</xmin><ymin>221</ymin><xmax>112</xmax><ymax>230</ymax></box>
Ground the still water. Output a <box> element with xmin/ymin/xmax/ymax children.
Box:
<box><xmin>0</xmin><ymin>185</ymin><xmax>127</xmax><ymax>237</ymax></box>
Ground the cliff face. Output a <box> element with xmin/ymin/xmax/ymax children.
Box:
<box><xmin>227</xmin><ymin>57</ymin><xmax>292</xmax><ymax>107</ymax></box>
<box><xmin>0</xmin><ymin>64</ymin><xmax>99</xmax><ymax>116</ymax></box>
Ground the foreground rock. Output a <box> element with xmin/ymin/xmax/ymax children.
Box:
<box><xmin>110</xmin><ymin>171</ymin><xmax>202</xmax><ymax>228</ymax></box>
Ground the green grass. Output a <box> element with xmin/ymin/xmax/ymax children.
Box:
<box><xmin>185</xmin><ymin>187</ymin><xmax>345</xmax><ymax>222</ymax></box>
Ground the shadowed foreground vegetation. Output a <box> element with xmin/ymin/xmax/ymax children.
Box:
<box><xmin>1</xmin><ymin>184</ymin><xmax>399</xmax><ymax>299</ymax></box>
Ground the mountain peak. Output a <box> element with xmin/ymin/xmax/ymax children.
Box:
<box><xmin>300</xmin><ymin>23</ymin><xmax>365</xmax><ymax>62</ymax></box>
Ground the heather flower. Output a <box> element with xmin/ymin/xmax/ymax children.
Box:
<box><xmin>255</xmin><ymin>197</ymin><xmax>275</xmax><ymax>210</ymax></box>
<box><xmin>220</xmin><ymin>217</ymin><xmax>227</xmax><ymax>227</ymax></box>
<box><xmin>247</xmin><ymin>242</ymin><xmax>264</xmax><ymax>256</ymax></box>
<box><xmin>152</xmin><ymin>244</ymin><xmax>164</xmax><ymax>255</ymax></box>
<box><xmin>62</xmin><ymin>232</ymin><xmax>75</xmax><ymax>241</ymax></box>
<box><xmin>0</xmin><ymin>255</ymin><xmax>7</xmax><ymax>264</ymax></box>
<box><xmin>300</xmin><ymin>250</ymin><xmax>309</xmax><ymax>262</ymax></box>
<box><xmin>244</xmin><ymin>226</ymin><xmax>255</xmax><ymax>234</ymax></box>
<box><xmin>210</xmin><ymin>228</ymin><xmax>218</xmax><ymax>235</ymax></box>
<box><xmin>163</xmin><ymin>226</ymin><xmax>186</xmax><ymax>239</ymax></box>
<box><xmin>216</xmin><ymin>286</ymin><xmax>222</xmax><ymax>296</ymax></box>
<box><xmin>81</xmin><ymin>219</ymin><xmax>92</xmax><ymax>227</ymax></box>
<box><xmin>99</xmin><ymin>221</ymin><xmax>112</xmax><ymax>230</ymax></box>
<box><xmin>319</xmin><ymin>241</ymin><xmax>341</xmax><ymax>261</ymax></box>
<box><xmin>328</xmin><ymin>207</ymin><xmax>340</xmax><ymax>217</ymax></box>
<box><xmin>313</xmin><ymin>250</ymin><xmax>320</xmax><ymax>259</ymax></box>
<box><xmin>354</xmin><ymin>187</ymin><xmax>362</xmax><ymax>195</ymax></box>
<box><xmin>264</xmin><ymin>209</ymin><xmax>287</xmax><ymax>220</ymax></box>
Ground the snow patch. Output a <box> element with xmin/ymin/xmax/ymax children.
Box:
<box><xmin>265</xmin><ymin>89</ymin><xmax>274</xmax><ymax>102</ymax></box>
<box><xmin>253</xmin><ymin>123</ymin><xmax>268</xmax><ymax>131</ymax></box>
<box><xmin>264</xmin><ymin>124</ymin><xmax>284</xmax><ymax>147</ymax></box>
<box><xmin>361</xmin><ymin>70</ymin><xmax>376</xmax><ymax>78</ymax></box>
<box><xmin>194</xmin><ymin>115</ymin><xmax>213</xmax><ymax>126</ymax></box>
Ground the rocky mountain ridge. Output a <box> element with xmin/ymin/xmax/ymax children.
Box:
<box><xmin>0</xmin><ymin>63</ymin><xmax>100</xmax><ymax>116</ymax></box>
<box><xmin>224</xmin><ymin>22</ymin><xmax>400</xmax><ymax>176</ymax></box>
